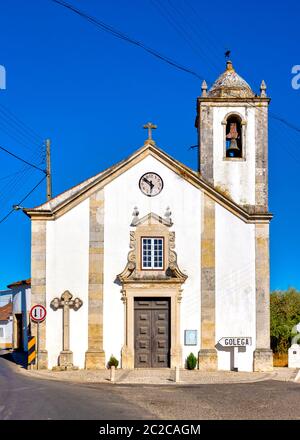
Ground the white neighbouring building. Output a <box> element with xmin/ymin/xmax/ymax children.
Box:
<box><xmin>0</xmin><ymin>279</ymin><xmax>31</xmax><ymax>352</ymax></box>
<box><xmin>24</xmin><ymin>62</ymin><xmax>273</xmax><ymax>372</ymax></box>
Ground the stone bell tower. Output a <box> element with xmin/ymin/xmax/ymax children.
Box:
<box><xmin>196</xmin><ymin>61</ymin><xmax>273</xmax><ymax>372</ymax></box>
<box><xmin>196</xmin><ymin>60</ymin><xmax>270</xmax><ymax>213</ymax></box>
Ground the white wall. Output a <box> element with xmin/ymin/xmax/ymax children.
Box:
<box><xmin>46</xmin><ymin>198</ymin><xmax>89</xmax><ymax>369</ymax></box>
<box><xmin>213</xmin><ymin>106</ymin><xmax>256</xmax><ymax>206</ymax></box>
<box><xmin>0</xmin><ymin>291</ymin><xmax>13</xmax><ymax>348</ymax></box>
<box><xmin>0</xmin><ymin>291</ymin><xmax>12</xmax><ymax>306</ymax></box>
<box><xmin>0</xmin><ymin>319</ymin><xmax>13</xmax><ymax>348</ymax></box>
<box><xmin>103</xmin><ymin>155</ymin><xmax>201</xmax><ymax>366</ymax></box>
<box><xmin>44</xmin><ymin>153</ymin><xmax>258</xmax><ymax>371</ymax></box>
<box><xmin>12</xmin><ymin>286</ymin><xmax>31</xmax><ymax>314</ymax></box>
<box><xmin>215</xmin><ymin>203</ymin><xmax>256</xmax><ymax>371</ymax></box>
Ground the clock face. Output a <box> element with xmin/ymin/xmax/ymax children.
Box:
<box><xmin>139</xmin><ymin>172</ymin><xmax>163</xmax><ymax>197</ymax></box>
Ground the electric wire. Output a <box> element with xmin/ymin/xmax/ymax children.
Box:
<box><xmin>50</xmin><ymin>0</ymin><xmax>204</xmax><ymax>80</ymax></box>
<box><xmin>0</xmin><ymin>174</ymin><xmax>47</xmax><ymax>224</ymax></box>
<box><xmin>0</xmin><ymin>143</ymin><xmax>46</xmax><ymax>174</ymax></box>
<box><xmin>50</xmin><ymin>0</ymin><xmax>300</xmax><ymax>139</ymax></box>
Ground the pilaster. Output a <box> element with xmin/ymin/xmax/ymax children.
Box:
<box><xmin>85</xmin><ymin>190</ymin><xmax>106</xmax><ymax>369</ymax></box>
<box><xmin>199</xmin><ymin>194</ymin><xmax>217</xmax><ymax>370</ymax></box>
<box><xmin>254</xmin><ymin>223</ymin><xmax>273</xmax><ymax>371</ymax></box>
<box><xmin>30</xmin><ymin>220</ymin><xmax>48</xmax><ymax>369</ymax></box>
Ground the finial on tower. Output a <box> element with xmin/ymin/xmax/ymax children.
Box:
<box><xmin>143</xmin><ymin>122</ymin><xmax>157</xmax><ymax>145</ymax></box>
<box><xmin>201</xmin><ymin>80</ymin><xmax>208</xmax><ymax>97</ymax></box>
<box><xmin>226</xmin><ymin>60</ymin><xmax>235</xmax><ymax>72</ymax></box>
<box><xmin>260</xmin><ymin>80</ymin><xmax>267</xmax><ymax>97</ymax></box>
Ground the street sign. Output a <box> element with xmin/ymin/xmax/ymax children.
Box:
<box><xmin>218</xmin><ymin>337</ymin><xmax>252</xmax><ymax>347</ymax></box>
<box><xmin>30</xmin><ymin>304</ymin><xmax>47</xmax><ymax>322</ymax></box>
<box><xmin>27</xmin><ymin>336</ymin><xmax>36</xmax><ymax>366</ymax></box>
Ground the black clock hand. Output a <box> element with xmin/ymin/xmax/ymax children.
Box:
<box><xmin>143</xmin><ymin>177</ymin><xmax>154</xmax><ymax>190</ymax></box>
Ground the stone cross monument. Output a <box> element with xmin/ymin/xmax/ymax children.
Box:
<box><xmin>50</xmin><ymin>290</ymin><xmax>83</xmax><ymax>370</ymax></box>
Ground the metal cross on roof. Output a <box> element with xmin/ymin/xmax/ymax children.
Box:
<box><xmin>143</xmin><ymin>122</ymin><xmax>157</xmax><ymax>144</ymax></box>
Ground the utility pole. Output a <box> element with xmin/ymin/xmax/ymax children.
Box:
<box><xmin>46</xmin><ymin>139</ymin><xmax>52</xmax><ymax>201</ymax></box>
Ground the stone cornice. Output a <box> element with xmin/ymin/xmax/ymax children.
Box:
<box><xmin>197</xmin><ymin>97</ymin><xmax>271</xmax><ymax>105</ymax></box>
<box><xmin>24</xmin><ymin>143</ymin><xmax>272</xmax><ymax>224</ymax></box>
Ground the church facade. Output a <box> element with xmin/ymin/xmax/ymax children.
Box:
<box><xmin>25</xmin><ymin>62</ymin><xmax>273</xmax><ymax>372</ymax></box>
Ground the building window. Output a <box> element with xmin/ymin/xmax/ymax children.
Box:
<box><xmin>225</xmin><ymin>115</ymin><xmax>243</xmax><ymax>158</ymax></box>
<box><xmin>0</xmin><ymin>327</ymin><xmax>4</xmax><ymax>338</ymax></box>
<box><xmin>142</xmin><ymin>237</ymin><xmax>164</xmax><ymax>269</ymax></box>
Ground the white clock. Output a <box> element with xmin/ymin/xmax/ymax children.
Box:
<box><xmin>139</xmin><ymin>172</ymin><xmax>163</xmax><ymax>197</ymax></box>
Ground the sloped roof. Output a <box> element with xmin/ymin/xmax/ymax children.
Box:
<box><xmin>7</xmin><ymin>278</ymin><xmax>31</xmax><ymax>289</ymax></box>
<box><xmin>24</xmin><ymin>142</ymin><xmax>272</xmax><ymax>224</ymax></box>
<box><xmin>0</xmin><ymin>302</ymin><xmax>12</xmax><ymax>321</ymax></box>
<box><xmin>208</xmin><ymin>61</ymin><xmax>255</xmax><ymax>98</ymax></box>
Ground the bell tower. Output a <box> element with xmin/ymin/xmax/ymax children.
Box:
<box><xmin>196</xmin><ymin>61</ymin><xmax>270</xmax><ymax>212</ymax></box>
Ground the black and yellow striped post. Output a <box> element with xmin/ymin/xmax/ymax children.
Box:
<box><xmin>27</xmin><ymin>336</ymin><xmax>36</xmax><ymax>367</ymax></box>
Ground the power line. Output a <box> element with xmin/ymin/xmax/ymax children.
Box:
<box><xmin>0</xmin><ymin>103</ymin><xmax>44</xmax><ymax>144</ymax></box>
<box><xmin>0</xmin><ymin>143</ymin><xmax>46</xmax><ymax>174</ymax></box>
<box><xmin>151</xmin><ymin>0</ymin><xmax>219</xmax><ymax>78</ymax></box>
<box><xmin>0</xmin><ymin>169</ymin><xmax>26</xmax><ymax>181</ymax></box>
<box><xmin>51</xmin><ymin>0</ymin><xmax>300</xmax><ymax>139</ymax></box>
<box><xmin>50</xmin><ymin>0</ymin><xmax>204</xmax><ymax>80</ymax></box>
<box><xmin>0</xmin><ymin>175</ymin><xmax>46</xmax><ymax>224</ymax></box>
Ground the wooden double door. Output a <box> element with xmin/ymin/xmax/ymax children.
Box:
<box><xmin>134</xmin><ymin>298</ymin><xmax>170</xmax><ymax>368</ymax></box>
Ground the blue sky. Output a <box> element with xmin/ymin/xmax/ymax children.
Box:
<box><xmin>0</xmin><ymin>0</ymin><xmax>299</xmax><ymax>291</ymax></box>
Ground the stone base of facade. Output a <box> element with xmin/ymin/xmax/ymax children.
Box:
<box><xmin>170</xmin><ymin>347</ymin><xmax>183</xmax><ymax>368</ymax></box>
<box><xmin>85</xmin><ymin>349</ymin><xmax>106</xmax><ymax>369</ymax></box>
<box><xmin>198</xmin><ymin>349</ymin><xmax>218</xmax><ymax>371</ymax></box>
<box><xmin>121</xmin><ymin>346</ymin><xmax>134</xmax><ymax>369</ymax></box>
<box><xmin>36</xmin><ymin>349</ymin><xmax>48</xmax><ymax>370</ymax></box>
<box><xmin>253</xmin><ymin>348</ymin><xmax>273</xmax><ymax>372</ymax></box>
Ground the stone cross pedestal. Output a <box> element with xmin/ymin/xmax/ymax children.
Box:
<box><xmin>50</xmin><ymin>290</ymin><xmax>83</xmax><ymax>370</ymax></box>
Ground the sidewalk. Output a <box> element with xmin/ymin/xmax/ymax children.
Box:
<box><xmin>19</xmin><ymin>365</ymin><xmax>300</xmax><ymax>385</ymax></box>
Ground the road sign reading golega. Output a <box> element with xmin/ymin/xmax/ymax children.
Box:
<box><xmin>30</xmin><ymin>304</ymin><xmax>47</xmax><ymax>322</ymax></box>
<box><xmin>218</xmin><ymin>337</ymin><xmax>252</xmax><ymax>347</ymax></box>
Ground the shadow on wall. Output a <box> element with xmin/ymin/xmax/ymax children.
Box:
<box><xmin>215</xmin><ymin>342</ymin><xmax>246</xmax><ymax>371</ymax></box>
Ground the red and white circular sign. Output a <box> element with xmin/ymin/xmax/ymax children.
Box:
<box><xmin>30</xmin><ymin>304</ymin><xmax>47</xmax><ymax>322</ymax></box>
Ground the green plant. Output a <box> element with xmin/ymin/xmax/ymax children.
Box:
<box><xmin>186</xmin><ymin>352</ymin><xmax>197</xmax><ymax>370</ymax></box>
<box><xmin>270</xmin><ymin>288</ymin><xmax>300</xmax><ymax>354</ymax></box>
<box><xmin>107</xmin><ymin>355</ymin><xmax>119</xmax><ymax>369</ymax></box>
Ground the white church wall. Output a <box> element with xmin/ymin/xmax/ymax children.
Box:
<box><xmin>215</xmin><ymin>203</ymin><xmax>256</xmax><ymax>372</ymax></box>
<box><xmin>46</xmin><ymin>198</ymin><xmax>89</xmax><ymax>369</ymax></box>
<box><xmin>103</xmin><ymin>154</ymin><xmax>201</xmax><ymax>366</ymax></box>
<box><xmin>213</xmin><ymin>106</ymin><xmax>256</xmax><ymax>206</ymax></box>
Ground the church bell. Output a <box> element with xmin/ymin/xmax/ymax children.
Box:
<box><xmin>226</xmin><ymin>122</ymin><xmax>240</xmax><ymax>157</ymax></box>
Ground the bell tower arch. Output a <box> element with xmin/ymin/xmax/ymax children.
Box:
<box><xmin>196</xmin><ymin>60</ymin><xmax>270</xmax><ymax>212</ymax></box>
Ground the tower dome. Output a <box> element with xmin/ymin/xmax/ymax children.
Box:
<box><xmin>208</xmin><ymin>61</ymin><xmax>255</xmax><ymax>98</ymax></box>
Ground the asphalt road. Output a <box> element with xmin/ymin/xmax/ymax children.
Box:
<box><xmin>0</xmin><ymin>353</ymin><xmax>153</xmax><ymax>420</ymax></box>
<box><xmin>0</xmin><ymin>352</ymin><xmax>300</xmax><ymax>420</ymax></box>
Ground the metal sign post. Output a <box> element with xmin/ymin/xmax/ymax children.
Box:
<box><xmin>30</xmin><ymin>305</ymin><xmax>47</xmax><ymax>370</ymax></box>
<box><xmin>37</xmin><ymin>321</ymin><xmax>39</xmax><ymax>370</ymax></box>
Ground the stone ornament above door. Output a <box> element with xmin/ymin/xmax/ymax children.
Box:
<box><xmin>117</xmin><ymin>211</ymin><xmax>187</xmax><ymax>369</ymax></box>
<box><xmin>117</xmin><ymin>211</ymin><xmax>187</xmax><ymax>284</ymax></box>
